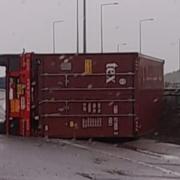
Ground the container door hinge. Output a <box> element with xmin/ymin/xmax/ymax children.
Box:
<box><xmin>135</xmin><ymin>117</ymin><xmax>141</xmax><ymax>133</ymax></box>
<box><xmin>34</xmin><ymin>116</ymin><xmax>39</xmax><ymax>120</ymax></box>
<box><xmin>36</xmin><ymin>59</ymin><xmax>41</xmax><ymax>65</ymax></box>
<box><xmin>31</xmin><ymin>81</ymin><xmax>36</xmax><ymax>86</ymax></box>
<box><xmin>65</xmin><ymin>75</ymin><xmax>69</xmax><ymax>87</ymax></box>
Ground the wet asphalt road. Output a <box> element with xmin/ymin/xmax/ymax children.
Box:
<box><xmin>0</xmin><ymin>90</ymin><xmax>180</xmax><ymax>179</ymax></box>
<box><xmin>0</xmin><ymin>136</ymin><xmax>180</xmax><ymax>180</ymax></box>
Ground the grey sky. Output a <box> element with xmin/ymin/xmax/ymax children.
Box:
<box><xmin>0</xmin><ymin>0</ymin><xmax>179</xmax><ymax>74</ymax></box>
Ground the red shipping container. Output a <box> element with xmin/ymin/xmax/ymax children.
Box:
<box><xmin>1</xmin><ymin>53</ymin><xmax>164</xmax><ymax>138</ymax></box>
<box><xmin>29</xmin><ymin>53</ymin><xmax>164</xmax><ymax>138</ymax></box>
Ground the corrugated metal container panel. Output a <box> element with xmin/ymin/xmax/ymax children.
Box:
<box><xmin>135</xmin><ymin>55</ymin><xmax>164</xmax><ymax>135</ymax></box>
<box><xmin>4</xmin><ymin>53</ymin><xmax>164</xmax><ymax>138</ymax></box>
<box><xmin>32</xmin><ymin>53</ymin><xmax>137</xmax><ymax>138</ymax></box>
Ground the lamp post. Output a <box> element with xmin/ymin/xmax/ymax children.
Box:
<box><xmin>170</xmin><ymin>40</ymin><xmax>180</xmax><ymax>71</ymax></box>
<box><xmin>100</xmin><ymin>2</ymin><xmax>118</xmax><ymax>53</ymax></box>
<box><xmin>178</xmin><ymin>39</ymin><xmax>180</xmax><ymax>70</ymax></box>
<box><xmin>52</xmin><ymin>20</ymin><xmax>64</xmax><ymax>53</ymax></box>
<box><xmin>83</xmin><ymin>0</ymin><xmax>87</xmax><ymax>53</ymax></box>
<box><xmin>139</xmin><ymin>18</ymin><xmax>154</xmax><ymax>53</ymax></box>
<box><xmin>117</xmin><ymin>42</ymin><xmax>127</xmax><ymax>52</ymax></box>
<box><xmin>77</xmin><ymin>0</ymin><xmax>79</xmax><ymax>54</ymax></box>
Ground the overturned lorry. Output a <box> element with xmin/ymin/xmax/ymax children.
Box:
<box><xmin>0</xmin><ymin>53</ymin><xmax>164</xmax><ymax>138</ymax></box>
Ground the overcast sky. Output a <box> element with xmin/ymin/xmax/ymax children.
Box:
<box><xmin>0</xmin><ymin>0</ymin><xmax>179</xmax><ymax>75</ymax></box>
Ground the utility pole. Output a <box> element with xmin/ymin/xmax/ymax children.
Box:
<box><xmin>83</xmin><ymin>0</ymin><xmax>87</xmax><ymax>53</ymax></box>
<box><xmin>77</xmin><ymin>0</ymin><xmax>79</xmax><ymax>54</ymax></box>
<box><xmin>179</xmin><ymin>39</ymin><xmax>180</xmax><ymax>71</ymax></box>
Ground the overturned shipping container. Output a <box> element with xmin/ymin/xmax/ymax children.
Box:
<box><xmin>2</xmin><ymin>53</ymin><xmax>164</xmax><ymax>138</ymax></box>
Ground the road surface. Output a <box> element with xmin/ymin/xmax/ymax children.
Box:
<box><xmin>0</xmin><ymin>90</ymin><xmax>180</xmax><ymax>179</ymax></box>
<box><xmin>0</xmin><ymin>136</ymin><xmax>180</xmax><ymax>180</ymax></box>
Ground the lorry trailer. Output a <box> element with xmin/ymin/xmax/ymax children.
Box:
<box><xmin>0</xmin><ymin>53</ymin><xmax>164</xmax><ymax>138</ymax></box>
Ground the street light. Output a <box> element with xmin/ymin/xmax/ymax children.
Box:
<box><xmin>77</xmin><ymin>0</ymin><xmax>79</xmax><ymax>54</ymax></box>
<box><xmin>83</xmin><ymin>0</ymin><xmax>87</xmax><ymax>53</ymax></box>
<box><xmin>117</xmin><ymin>42</ymin><xmax>127</xmax><ymax>52</ymax></box>
<box><xmin>100</xmin><ymin>2</ymin><xmax>118</xmax><ymax>53</ymax></box>
<box><xmin>178</xmin><ymin>39</ymin><xmax>180</xmax><ymax>71</ymax></box>
<box><xmin>139</xmin><ymin>18</ymin><xmax>154</xmax><ymax>54</ymax></box>
<box><xmin>170</xmin><ymin>39</ymin><xmax>180</xmax><ymax>71</ymax></box>
<box><xmin>52</xmin><ymin>20</ymin><xmax>64</xmax><ymax>53</ymax></box>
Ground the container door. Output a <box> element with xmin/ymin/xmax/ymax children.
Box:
<box><xmin>38</xmin><ymin>54</ymin><xmax>136</xmax><ymax>138</ymax></box>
